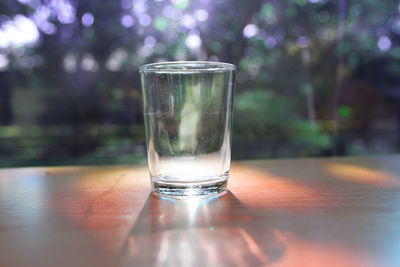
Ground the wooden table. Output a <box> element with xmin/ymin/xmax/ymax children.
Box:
<box><xmin>1</xmin><ymin>156</ymin><xmax>400</xmax><ymax>267</ymax></box>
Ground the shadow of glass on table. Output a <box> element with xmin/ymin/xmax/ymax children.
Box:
<box><xmin>120</xmin><ymin>186</ymin><xmax>382</xmax><ymax>267</ymax></box>
<box><xmin>120</xmin><ymin>191</ymin><xmax>285</xmax><ymax>266</ymax></box>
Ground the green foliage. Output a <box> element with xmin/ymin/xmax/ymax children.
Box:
<box><xmin>292</xmin><ymin>120</ymin><xmax>330</xmax><ymax>148</ymax></box>
<box><xmin>234</xmin><ymin>89</ymin><xmax>331</xmax><ymax>155</ymax></box>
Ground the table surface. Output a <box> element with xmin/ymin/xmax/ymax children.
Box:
<box><xmin>1</xmin><ymin>155</ymin><xmax>400</xmax><ymax>267</ymax></box>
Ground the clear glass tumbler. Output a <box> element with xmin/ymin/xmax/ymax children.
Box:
<box><xmin>139</xmin><ymin>61</ymin><xmax>236</xmax><ymax>198</ymax></box>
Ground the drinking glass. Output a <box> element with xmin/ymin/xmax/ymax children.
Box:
<box><xmin>139</xmin><ymin>61</ymin><xmax>236</xmax><ymax>198</ymax></box>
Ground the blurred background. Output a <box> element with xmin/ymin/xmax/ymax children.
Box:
<box><xmin>0</xmin><ymin>0</ymin><xmax>400</xmax><ymax>167</ymax></box>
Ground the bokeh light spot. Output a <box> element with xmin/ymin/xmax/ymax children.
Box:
<box><xmin>139</xmin><ymin>14</ymin><xmax>152</xmax><ymax>26</ymax></box>
<box><xmin>163</xmin><ymin>5</ymin><xmax>182</xmax><ymax>19</ymax></box>
<box><xmin>63</xmin><ymin>53</ymin><xmax>77</xmax><ymax>73</ymax></box>
<box><xmin>1</xmin><ymin>15</ymin><xmax>40</xmax><ymax>48</ymax></box>
<box><xmin>139</xmin><ymin>45</ymin><xmax>153</xmax><ymax>57</ymax></box>
<box><xmin>391</xmin><ymin>20</ymin><xmax>400</xmax><ymax>34</ymax></box>
<box><xmin>39</xmin><ymin>21</ymin><xmax>57</xmax><ymax>35</ymax></box>
<box><xmin>81</xmin><ymin>13</ymin><xmax>94</xmax><ymax>27</ymax></box>
<box><xmin>153</xmin><ymin>17</ymin><xmax>167</xmax><ymax>31</ymax></box>
<box><xmin>297</xmin><ymin>36</ymin><xmax>309</xmax><ymax>48</ymax></box>
<box><xmin>121</xmin><ymin>14</ymin><xmax>135</xmax><ymax>27</ymax></box>
<box><xmin>56</xmin><ymin>0</ymin><xmax>76</xmax><ymax>24</ymax></box>
<box><xmin>181</xmin><ymin>14</ymin><xmax>196</xmax><ymax>29</ymax></box>
<box><xmin>171</xmin><ymin>0</ymin><xmax>189</xmax><ymax>10</ymax></box>
<box><xmin>185</xmin><ymin>33</ymin><xmax>201</xmax><ymax>49</ymax></box>
<box><xmin>106</xmin><ymin>49</ymin><xmax>128</xmax><ymax>71</ymax></box>
<box><xmin>265</xmin><ymin>36</ymin><xmax>277</xmax><ymax>48</ymax></box>
<box><xmin>338</xmin><ymin>105</ymin><xmax>352</xmax><ymax>118</ymax></box>
<box><xmin>120</xmin><ymin>0</ymin><xmax>131</xmax><ymax>9</ymax></box>
<box><xmin>195</xmin><ymin>9</ymin><xmax>208</xmax><ymax>22</ymax></box>
<box><xmin>0</xmin><ymin>54</ymin><xmax>9</xmax><ymax>70</ymax></box>
<box><xmin>133</xmin><ymin>1</ymin><xmax>147</xmax><ymax>14</ymax></box>
<box><xmin>17</xmin><ymin>0</ymin><xmax>31</xmax><ymax>4</ymax></box>
<box><xmin>81</xmin><ymin>54</ymin><xmax>98</xmax><ymax>72</ymax></box>
<box><xmin>243</xmin><ymin>24</ymin><xmax>258</xmax><ymax>38</ymax></box>
<box><xmin>378</xmin><ymin>36</ymin><xmax>391</xmax><ymax>51</ymax></box>
<box><xmin>144</xmin><ymin>36</ymin><xmax>156</xmax><ymax>47</ymax></box>
<box><xmin>0</xmin><ymin>31</ymin><xmax>8</xmax><ymax>48</ymax></box>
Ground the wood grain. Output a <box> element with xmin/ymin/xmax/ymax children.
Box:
<box><xmin>0</xmin><ymin>156</ymin><xmax>400</xmax><ymax>266</ymax></box>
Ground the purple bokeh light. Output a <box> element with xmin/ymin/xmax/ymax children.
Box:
<box><xmin>265</xmin><ymin>36</ymin><xmax>277</xmax><ymax>48</ymax></box>
<box><xmin>0</xmin><ymin>15</ymin><xmax>39</xmax><ymax>48</ymax></box>
<box><xmin>139</xmin><ymin>14</ymin><xmax>151</xmax><ymax>26</ymax></box>
<box><xmin>144</xmin><ymin>36</ymin><xmax>156</xmax><ymax>47</ymax></box>
<box><xmin>120</xmin><ymin>0</ymin><xmax>131</xmax><ymax>9</ymax></box>
<box><xmin>243</xmin><ymin>24</ymin><xmax>258</xmax><ymax>38</ymax></box>
<box><xmin>185</xmin><ymin>33</ymin><xmax>201</xmax><ymax>49</ymax></box>
<box><xmin>195</xmin><ymin>9</ymin><xmax>208</xmax><ymax>22</ymax></box>
<box><xmin>133</xmin><ymin>1</ymin><xmax>147</xmax><ymax>14</ymax></box>
<box><xmin>163</xmin><ymin>5</ymin><xmax>182</xmax><ymax>19</ymax></box>
<box><xmin>53</xmin><ymin>0</ymin><xmax>76</xmax><ymax>24</ymax></box>
<box><xmin>121</xmin><ymin>14</ymin><xmax>135</xmax><ymax>27</ymax></box>
<box><xmin>81</xmin><ymin>13</ymin><xmax>94</xmax><ymax>27</ymax></box>
<box><xmin>297</xmin><ymin>36</ymin><xmax>309</xmax><ymax>48</ymax></box>
<box><xmin>181</xmin><ymin>14</ymin><xmax>196</xmax><ymax>29</ymax></box>
<box><xmin>378</xmin><ymin>36</ymin><xmax>391</xmax><ymax>51</ymax></box>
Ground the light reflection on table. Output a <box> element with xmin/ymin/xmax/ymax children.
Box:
<box><xmin>120</xmin><ymin>192</ymin><xmax>375</xmax><ymax>267</ymax></box>
<box><xmin>0</xmin><ymin>156</ymin><xmax>400</xmax><ymax>266</ymax></box>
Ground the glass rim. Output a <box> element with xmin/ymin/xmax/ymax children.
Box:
<box><xmin>139</xmin><ymin>61</ymin><xmax>236</xmax><ymax>73</ymax></box>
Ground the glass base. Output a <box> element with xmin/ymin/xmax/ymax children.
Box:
<box><xmin>151</xmin><ymin>174</ymin><xmax>228</xmax><ymax>199</ymax></box>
